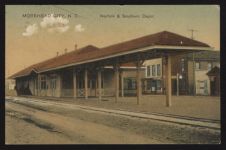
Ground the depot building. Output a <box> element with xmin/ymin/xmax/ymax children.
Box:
<box><xmin>9</xmin><ymin>31</ymin><xmax>212</xmax><ymax>107</ymax></box>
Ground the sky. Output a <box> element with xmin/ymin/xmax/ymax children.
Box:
<box><xmin>5</xmin><ymin>5</ymin><xmax>220</xmax><ymax>78</ymax></box>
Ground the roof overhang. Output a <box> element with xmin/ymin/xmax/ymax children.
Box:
<box><xmin>9</xmin><ymin>68</ymin><xmax>38</xmax><ymax>79</ymax></box>
<box><xmin>10</xmin><ymin>45</ymin><xmax>213</xmax><ymax>79</ymax></box>
<box><xmin>38</xmin><ymin>45</ymin><xmax>213</xmax><ymax>73</ymax></box>
<box><xmin>104</xmin><ymin>66</ymin><xmax>146</xmax><ymax>69</ymax></box>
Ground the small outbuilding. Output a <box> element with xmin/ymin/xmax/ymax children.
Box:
<box><xmin>207</xmin><ymin>66</ymin><xmax>220</xmax><ymax>96</ymax></box>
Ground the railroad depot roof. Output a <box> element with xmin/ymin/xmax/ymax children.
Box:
<box><xmin>9</xmin><ymin>31</ymin><xmax>211</xmax><ymax>79</ymax></box>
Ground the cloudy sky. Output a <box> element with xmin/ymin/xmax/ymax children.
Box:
<box><xmin>5</xmin><ymin>5</ymin><xmax>220</xmax><ymax>77</ymax></box>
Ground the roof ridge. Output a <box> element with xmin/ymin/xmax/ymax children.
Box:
<box><xmin>34</xmin><ymin>45</ymin><xmax>99</xmax><ymax>65</ymax></box>
<box><xmin>160</xmin><ymin>31</ymin><xmax>210</xmax><ymax>47</ymax></box>
<box><xmin>8</xmin><ymin>45</ymin><xmax>99</xmax><ymax>79</ymax></box>
<box><xmin>102</xmin><ymin>31</ymin><xmax>165</xmax><ymax>49</ymax></box>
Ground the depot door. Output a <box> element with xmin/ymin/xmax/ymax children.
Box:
<box><xmin>210</xmin><ymin>78</ymin><xmax>216</xmax><ymax>96</ymax></box>
<box><xmin>50</xmin><ymin>76</ymin><xmax>57</xmax><ymax>97</ymax></box>
<box><xmin>89</xmin><ymin>79</ymin><xmax>96</xmax><ymax>97</ymax></box>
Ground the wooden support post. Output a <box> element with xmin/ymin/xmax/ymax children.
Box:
<box><xmin>34</xmin><ymin>78</ymin><xmax>36</xmax><ymax>96</ymax></box>
<box><xmin>98</xmin><ymin>70</ymin><xmax>102</xmax><ymax>100</ymax></box>
<box><xmin>136</xmin><ymin>61</ymin><xmax>142</xmax><ymax>105</ymax></box>
<box><xmin>32</xmin><ymin>77</ymin><xmax>35</xmax><ymax>95</ymax></box>
<box><xmin>114</xmin><ymin>64</ymin><xmax>119</xmax><ymax>103</ymax></box>
<box><xmin>37</xmin><ymin>74</ymin><xmax>40</xmax><ymax>96</ymax></box>
<box><xmin>58</xmin><ymin>74</ymin><xmax>62</xmax><ymax>97</ymax></box>
<box><xmin>84</xmin><ymin>69</ymin><xmax>88</xmax><ymax>99</ymax></box>
<box><xmin>95</xmin><ymin>79</ymin><xmax>97</xmax><ymax>97</ymax></box>
<box><xmin>121</xmin><ymin>71</ymin><xmax>124</xmax><ymax>97</ymax></box>
<box><xmin>165</xmin><ymin>55</ymin><xmax>172</xmax><ymax>107</ymax></box>
<box><xmin>176</xmin><ymin>73</ymin><xmax>179</xmax><ymax>96</ymax></box>
<box><xmin>161</xmin><ymin>57</ymin><xmax>165</xmax><ymax>94</ymax></box>
<box><xmin>73</xmin><ymin>69</ymin><xmax>77</xmax><ymax>99</ymax></box>
<box><xmin>40</xmin><ymin>75</ymin><xmax>42</xmax><ymax>96</ymax></box>
<box><xmin>45</xmin><ymin>75</ymin><xmax>47</xmax><ymax>96</ymax></box>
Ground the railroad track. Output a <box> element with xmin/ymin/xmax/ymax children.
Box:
<box><xmin>6</xmin><ymin>96</ymin><xmax>221</xmax><ymax>130</ymax></box>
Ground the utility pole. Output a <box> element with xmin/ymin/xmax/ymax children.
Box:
<box><xmin>188</xmin><ymin>29</ymin><xmax>198</xmax><ymax>39</ymax></box>
<box><xmin>188</xmin><ymin>29</ymin><xmax>198</xmax><ymax>96</ymax></box>
<box><xmin>192</xmin><ymin>53</ymin><xmax>196</xmax><ymax>96</ymax></box>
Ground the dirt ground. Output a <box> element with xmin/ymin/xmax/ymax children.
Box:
<box><xmin>5</xmin><ymin>98</ymin><xmax>221</xmax><ymax>144</ymax></box>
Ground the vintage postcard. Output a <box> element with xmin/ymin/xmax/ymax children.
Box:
<box><xmin>5</xmin><ymin>5</ymin><xmax>220</xmax><ymax>144</ymax></box>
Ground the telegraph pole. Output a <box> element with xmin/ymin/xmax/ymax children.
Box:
<box><xmin>192</xmin><ymin>52</ymin><xmax>196</xmax><ymax>96</ymax></box>
<box><xmin>188</xmin><ymin>29</ymin><xmax>198</xmax><ymax>96</ymax></box>
<box><xmin>188</xmin><ymin>29</ymin><xmax>198</xmax><ymax>39</ymax></box>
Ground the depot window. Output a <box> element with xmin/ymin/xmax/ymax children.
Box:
<box><xmin>208</xmin><ymin>63</ymin><xmax>212</xmax><ymax>71</ymax></box>
<box><xmin>50</xmin><ymin>75</ymin><xmax>57</xmax><ymax>89</ymax></box>
<box><xmin>152</xmin><ymin>65</ymin><xmax>156</xmax><ymax>76</ymax></box>
<box><xmin>40</xmin><ymin>75</ymin><xmax>47</xmax><ymax>89</ymax></box>
<box><xmin>195</xmin><ymin>62</ymin><xmax>200</xmax><ymax>70</ymax></box>
<box><xmin>147</xmin><ymin>66</ymin><xmax>151</xmax><ymax>77</ymax></box>
<box><xmin>157</xmin><ymin>64</ymin><xmax>161</xmax><ymax>76</ymax></box>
